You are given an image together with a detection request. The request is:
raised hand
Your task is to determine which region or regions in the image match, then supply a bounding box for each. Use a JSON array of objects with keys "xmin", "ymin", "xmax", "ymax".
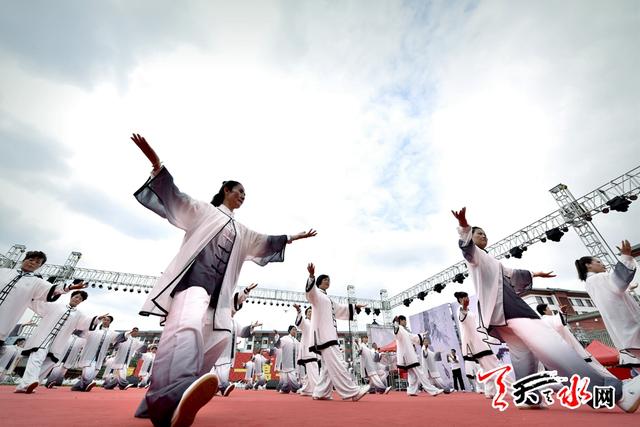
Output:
[
  {"xmin": 246, "ymin": 283, "xmax": 258, "ymax": 293},
  {"xmin": 559, "ymin": 305, "xmax": 568, "ymax": 314},
  {"xmin": 533, "ymin": 271, "xmax": 556, "ymax": 279},
  {"xmin": 251, "ymin": 321, "xmax": 263, "ymax": 328},
  {"xmin": 355, "ymin": 304, "xmax": 367, "ymax": 310},
  {"xmin": 69, "ymin": 281, "xmax": 88, "ymax": 290},
  {"xmin": 291, "ymin": 229, "xmax": 318, "ymax": 242},
  {"xmin": 98, "ymin": 313, "xmax": 110, "ymax": 321},
  {"xmin": 307, "ymin": 263, "xmax": 315, "ymax": 277},
  {"xmin": 451, "ymin": 207, "xmax": 469, "ymax": 227},
  {"xmin": 293, "ymin": 303, "xmax": 301, "ymax": 312},
  {"xmin": 131, "ymin": 133, "xmax": 162, "ymax": 172},
  {"xmin": 617, "ymin": 239, "xmax": 632, "ymax": 256}
]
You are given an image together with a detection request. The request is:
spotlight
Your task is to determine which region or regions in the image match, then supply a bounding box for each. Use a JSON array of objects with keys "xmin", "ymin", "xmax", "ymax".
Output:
[
  {"xmin": 250, "ymin": 300, "xmax": 254, "ymax": 304},
  {"xmin": 453, "ymin": 273, "xmax": 465, "ymax": 284},
  {"xmin": 270, "ymin": 302, "xmax": 273, "ymax": 306},
  {"xmin": 433, "ymin": 283, "xmax": 446, "ymax": 293},
  {"xmin": 91, "ymin": 283, "xmax": 96, "ymax": 288},
  {"xmin": 365, "ymin": 307, "xmax": 371, "ymax": 315},
  {"xmin": 417, "ymin": 291, "xmax": 427, "ymax": 300},
  {"xmin": 607, "ymin": 196, "xmax": 631, "ymax": 212},
  {"xmin": 114, "ymin": 287, "xmax": 119, "ymax": 291},
  {"xmin": 540, "ymin": 237, "xmax": 547, "ymax": 243},
  {"xmin": 355, "ymin": 306, "xmax": 362, "ymax": 314},
  {"xmin": 373, "ymin": 308, "xmax": 381, "ymax": 316},
  {"xmin": 505, "ymin": 254, "xmax": 510, "ymax": 259},
  {"xmin": 98, "ymin": 284, "xmax": 103, "ymax": 289},
  {"xmin": 129, "ymin": 288, "xmax": 134, "ymax": 292},
  {"xmin": 584, "ymin": 214, "xmax": 593, "ymax": 221},
  {"xmin": 275, "ymin": 303, "xmax": 280, "ymax": 306},
  {"xmin": 630, "ymin": 194, "xmax": 638, "ymax": 201},
  {"xmin": 509, "ymin": 247, "xmax": 524, "ymax": 259},
  {"xmin": 122, "ymin": 287, "xmax": 127, "ymax": 291},
  {"xmin": 545, "ymin": 227, "xmax": 564, "ymax": 242},
  {"xmin": 561, "ymin": 226, "xmax": 569, "ymax": 233},
  {"xmin": 602, "ymin": 207, "xmax": 610, "ymax": 214},
  {"xmin": 107, "ymin": 286, "xmax": 113, "ymax": 290},
  {"xmin": 403, "ymin": 298, "xmax": 412, "ymax": 307},
  {"xmin": 137, "ymin": 289, "xmax": 142, "ymax": 293},
  {"xmin": 144, "ymin": 290, "xmax": 149, "ymax": 294},
  {"xmin": 287, "ymin": 303, "xmax": 290, "ymax": 307}
]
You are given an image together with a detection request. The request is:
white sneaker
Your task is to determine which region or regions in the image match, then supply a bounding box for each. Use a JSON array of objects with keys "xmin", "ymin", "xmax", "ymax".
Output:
[
  {"xmin": 171, "ymin": 373, "xmax": 218, "ymax": 427},
  {"xmin": 619, "ymin": 350, "xmax": 640, "ymax": 368},
  {"xmin": 351, "ymin": 385, "xmax": 370, "ymax": 401},
  {"xmin": 383, "ymin": 386, "xmax": 392, "ymax": 395},
  {"xmin": 15, "ymin": 381, "xmax": 39, "ymax": 394},
  {"xmin": 617, "ymin": 375, "xmax": 640, "ymax": 413},
  {"xmin": 312, "ymin": 395, "xmax": 333, "ymax": 400}
]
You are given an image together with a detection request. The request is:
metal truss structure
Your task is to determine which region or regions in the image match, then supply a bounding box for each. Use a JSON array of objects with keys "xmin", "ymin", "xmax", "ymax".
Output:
[{"xmin": 4, "ymin": 165, "xmax": 638, "ymax": 325}]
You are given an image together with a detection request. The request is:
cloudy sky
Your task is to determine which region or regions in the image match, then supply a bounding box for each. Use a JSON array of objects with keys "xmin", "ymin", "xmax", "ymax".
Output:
[{"xmin": 1, "ymin": 0, "xmax": 638, "ymax": 335}]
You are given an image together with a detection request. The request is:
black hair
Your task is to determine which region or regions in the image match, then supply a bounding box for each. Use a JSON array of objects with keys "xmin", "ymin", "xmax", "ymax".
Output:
[
  {"xmin": 71, "ymin": 290, "xmax": 88, "ymax": 301},
  {"xmin": 575, "ymin": 256, "xmax": 595, "ymax": 281},
  {"xmin": 211, "ymin": 180, "xmax": 242, "ymax": 207},
  {"xmin": 316, "ymin": 274, "xmax": 329, "ymax": 287},
  {"xmin": 305, "ymin": 307, "xmax": 312, "ymax": 315},
  {"xmin": 72, "ymin": 278, "xmax": 84, "ymax": 285},
  {"xmin": 104, "ymin": 315, "xmax": 114, "ymax": 323},
  {"xmin": 47, "ymin": 276, "xmax": 58, "ymax": 284},
  {"xmin": 288, "ymin": 325, "xmax": 296, "ymax": 333},
  {"xmin": 396, "ymin": 315, "xmax": 406, "ymax": 322},
  {"xmin": 471, "ymin": 226, "xmax": 482, "ymax": 234},
  {"xmin": 453, "ymin": 291, "xmax": 468, "ymax": 302},
  {"xmin": 24, "ymin": 250, "xmax": 47, "ymax": 264},
  {"xmin": 14, "ymin": 338, "xmax": 26, "ymax": 344},
  {"xmin": 451, "ymin": 348, "xmax": 456, "ymax": 352},
  {"xmin": 536, "ymin": 303, "xmax": 548, "ymax": 316},
  {"xmin": 132, "ymin": 327, "xmax": 139, "ymax": 331}
]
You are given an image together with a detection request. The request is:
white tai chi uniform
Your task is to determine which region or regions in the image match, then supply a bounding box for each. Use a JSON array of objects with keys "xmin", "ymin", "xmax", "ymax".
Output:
[
  {"xmin": 17, "ymin": 301, "xmax": 97, "ymax": 391},
  {"xmin": 306, "ymin": 277, "xmax": 364, "ymax": 399},
  {"xmin": 458, "ymin": 306, "xmax": 498, "ymax": 397},
  {"xmin": 458, "ymin": 225, "xmax": 623, "ymax": 400},
  {"xmin": 358, "ymin": 341, "xmax": 387, "ymax": 392},
  {"xmin": 72, "ymin": 326, "xmax": 120, "ymax": 391},
  {"xmin": 133, "ymin": 166, "xmax": 290, "ymax": 424},
  {"xmin": 46, "ymin": 334, "xmax": 86, "ymax": 386},
  {"xmin": 421, "ymin": 347, "xmax": 448, "ymax": 390},
  {"xmin": 0, "ymin": 343, "xmax": 23, "ymax": 380},
  {"xmin": 277, "ymin": 334, "xmax": 301, "ymax": 393},
  {"xmin": 295, "ymin": 312, "xmax": 320, "ymax": 395},
  {"xmin": 101, "ymin": 356, "xmax": 115, "ymax": 380},
  {"xmin": 104, "ymin": 332, "xmax": 144, "ymax": 389},
  {"xmin": 252, "ymin": 353, "xmax": 269, "ymax": 388},
  {"xmin": 583, "ymin": 255, "xmax": 639, "ymax": 366},
  {"xmin": 0, "ymin": 268, "xmax": 71, "ymax": 344},
  {"xmin": 394, "ymin": 323, "xmax": 442, "ymax": 396},
  {"xmin": 244, "ymin": 359, "xmax": 255, "ymax": 388},
  {"xmin": 138, "ymin": 352, "xmax": 156, "ymax": 387}
]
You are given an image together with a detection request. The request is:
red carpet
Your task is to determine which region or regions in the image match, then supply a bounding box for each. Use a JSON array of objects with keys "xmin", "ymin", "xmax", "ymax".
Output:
[{"xmin": 0, "ymin": 386, "xmax": 637, "ymax": 426}]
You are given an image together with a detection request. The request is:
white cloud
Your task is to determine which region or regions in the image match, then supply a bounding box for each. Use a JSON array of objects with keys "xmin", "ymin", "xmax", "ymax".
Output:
[{"xmin": 2, "ymin": 1, "xmax": 639, "ymax": 333}]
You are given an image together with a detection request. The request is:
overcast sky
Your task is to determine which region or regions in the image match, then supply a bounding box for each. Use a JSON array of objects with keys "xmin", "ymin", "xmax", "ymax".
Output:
[{"xmin": 1, "ymin": 0, "xmax": 639, "ymax": 335}]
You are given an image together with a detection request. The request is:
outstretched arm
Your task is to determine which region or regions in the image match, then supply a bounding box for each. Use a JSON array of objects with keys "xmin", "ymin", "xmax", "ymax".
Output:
[
  {"xmin": 131, "ymin": 133, "xmax": 162, "ymax": 173},
  {"xmin": 452, "ymin": 207, "xmax": 479, "ymax": 265},
  {"xmin": 612, "ymin": 240, "xmax": 637, "ymax": 291}
]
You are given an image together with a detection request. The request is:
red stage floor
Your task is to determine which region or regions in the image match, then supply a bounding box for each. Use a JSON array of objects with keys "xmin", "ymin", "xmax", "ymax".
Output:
[{"xmin": 0, "ymin": 386, "xmax": 638, "ymax": 426}]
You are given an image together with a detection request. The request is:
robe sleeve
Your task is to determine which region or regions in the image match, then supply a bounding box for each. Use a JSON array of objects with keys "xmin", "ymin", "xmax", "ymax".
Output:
[
  {"xmin": 458, "ymin": 226, "xmax": 480, "ymax": 266},
  {"xmin": 295, "ymin": 313, "xmax": 303, "ymax": 328},
  {"xmin": 305, "ymin": 277, "xmax": 318, "ymax": 303},
  {"xmin": 232, "ymin": 288, "xmax": 250, "ymax": 314},
  {"xmin": 459, "ymin": 308, "xmax": 468, "ymax": 322},
  {"xmin": 237, "ymin": 325, "xmax": 253, "ymax": 339},
  {"xmin": 244, "ymin": 230, "xmax": 288, "ymax": 266},
  {"xmin": 334, "ymin": 302, "xmax": 355, "ymax": 321},
  {"xmin": 31, "ymin": 278, "xmax": 68, "ymax": 303},
  {"xmin": 410, "ymin": 332, "xmax": 424, "ymax": 347},
  {"xmin": 503, "ymin": 267, "xmax": 534, "ymax": 295},
  {"xmin": 611, "ymin": 255, "xmax": 637, "ymax": 291},
  {"xmin": 76, "ymin": 314, "xmax": 99, "ymax": 332},
  {"xmin": 133, "ymin": 166, "xmax": 208, "ymax": 231},
  {"xmin": 28, "ymin": 299, "xmax": 50, "ymax": 317}
]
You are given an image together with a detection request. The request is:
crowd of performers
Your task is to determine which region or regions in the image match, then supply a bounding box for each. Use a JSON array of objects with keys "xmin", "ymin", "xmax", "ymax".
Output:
[{"xmin": 1, "ymin": 133, "xmax": 639, "ymax": 427}]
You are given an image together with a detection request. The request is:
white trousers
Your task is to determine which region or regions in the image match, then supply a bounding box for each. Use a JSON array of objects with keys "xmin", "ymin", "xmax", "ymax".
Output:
[
  {"xmin": 298, "ymin": 361, "xmax": 320, "ymax": 394},
  {"xmin": 426, "ymin": 373, "xmax": 448, "ymax": 390},
  {"xmin": 17, "ymin": 349, "xmax": 55, "ymax": 390},
  {"xmin": 367, "ymin": 372, "xmax": 387, "ymax": 390},
  {"xmin": 407, "ymin": 366, "xmax": 441, "ymax": 395},
  {"xmin": 313, "ymin": 346, "xmax": 360, "ymax": 399},
  {"xmin": 211, "ymin": 363, "xmax": 231, "ymax": 388},
  {"xmin": 495, "ymin": 318, "xmax": 623, "ymax": 400},
  {"xmin": 278, "ymin": 370, "xmax": 300, "ymax": 393}
]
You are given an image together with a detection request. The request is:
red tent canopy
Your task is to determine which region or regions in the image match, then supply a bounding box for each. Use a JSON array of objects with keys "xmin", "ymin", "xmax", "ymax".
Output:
[
  {"xmin": 585, "ymin": 340, "xmax": 619, "ymax": 365},
  {"xmin": 378, "ymin": 341, "xmax": 396, "ymax": 352}
]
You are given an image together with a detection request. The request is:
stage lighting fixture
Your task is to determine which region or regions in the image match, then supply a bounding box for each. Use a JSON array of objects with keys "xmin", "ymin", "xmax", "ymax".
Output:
[
  {"xmin": 90, "ymin": 283, "xmax": 96, "ymax": 288},
  {"xmin": 509, "ymin": 247, "xmax": 524, "ymax": 259},
  {"xmin": 607, "ymin": 196, "xmax": 631, "ymax": 212},
  {"xmin": 403, "ymin": 298, "xmax": 412, "ymax": 307},
  {"xmin": 365, "ymin": 307, "xmax": 371, "ymax": 315},
  {"xmin": 137, "ymin": 289, "xmax": 142, "ymax": 293},
  {"xmin": 630, "ymin": 194, "xmax": 638, "ymax": 201},
  {"xmin": 453, "ymin": 273, "xmax": 465, "ymax": 284},
  {"xmin": 372, "ymin": 319, "xmax": 379, "ymax": 325},
  {"xmin": 98, "ymin": 284, "xmax": 103, "ymax": 289},
  {"xmin": 545, "ymin": 227, "xmax": 564, "ymax": 242},
  {"xmin": 373, "ymin": 308, "xmax": 381, "ymax": 316},
  {"xmin": 561, "ymin": 226, "xmax": 569, "ymax": 233},
  {"xmin": 114, "ymin": 286, "xmax": 119, "ymax": 291},
  {"xmin": 433, "ymin": 283, "xmax": 446, "ymax": 293},
  {"xmin": 602, "ymin": 207, "xmax": 610, "ymax": 214},
  {"xmin": 107, "ymin": 286, "xmax": 112, "ymax": 290},
  {"xmin": 355, "ymin": 306, "xmax": 362, "ymax": 314},
  {"xmin": 144, "ymin": 290, "xmax": 149, "ymax": 294},
  {"xmin": 540, "ymin": 237, "xmax": 547, "ymax": 243},
  {"xmin": 417, "ymin": 291, "xmax": 427, "ymax": 300},
  {"xmin": 505, "ymin": 254, "xmax": 510, "ymax": 259}
]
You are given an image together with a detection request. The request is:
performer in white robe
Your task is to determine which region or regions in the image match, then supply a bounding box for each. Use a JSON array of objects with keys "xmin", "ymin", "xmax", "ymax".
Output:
[
  {"xmin": 420, "ymin": 341, "xmax": 449, "ymax": 392},
  {"xmin": 356, "ymin": 336, "xmax": 390, "ymax": 394},
  {"xmin": 45, "ymin": 333, "xmax": 86, "ymax": 388},
  {"xmin": 104, "ymin": 328, "xmax": 144, "ymax": 390},
  {"xmin": 72, "ymin": 315, "xmax": 121, "ymax": 391},
  {"xmin": 454, "ymin": 291, "xmax": 499, "ymax": 397},
  {"xmin": 371, "ymin": 343, "xmax": 388, "ymax": 383},
  {"xmin": 305, "ymin": 263, "xmax": 369, "ymax": 401},
  {"xmin": 138, "ymin": 346, "xmax": 157, "ymax": 388},
  {"xmin": 394, "ymin": 315, "xmax": 443, "ymax": 397},
  {"xmin": 0, "ymin": 338, "xmax": 25, "ymax": 381},
  {"xmin": 16, "ymin": 291, "xmax": 101, "ymax": 393},
  {"xmin": 252, "ymin": 348, "xmax": 269, "ymax": 390},
  {"xmin": 294, "ymin": 304, "xmax": 320, "ymax": 396},
  {"xmin": 452, "ymin": 207, "xmax": 640, "ymax": 412},
  {"xmin": 210, "ymin": 284, "xmax": 259, "ymax": 396},
  {"xmin": 576, "ymin": 241, "xmax": 640, "ymax": 367},
  {"xmin": 275, "ymin": 326, "xmax": 301, "ymax": 393},
  {"xmin": 101, "ymin": 355, "xmax": 115, "ymax": 381},
  {"xmin": 129, "ymin": 134, "xmax": 317, "ymax": 426},
  {"xmin": 0, "ymin": 252, "xmax": 84, "ymax": 347},
  {"xmin": 243, "ymin": 358, "xmax": 255, "ymax": 389}
]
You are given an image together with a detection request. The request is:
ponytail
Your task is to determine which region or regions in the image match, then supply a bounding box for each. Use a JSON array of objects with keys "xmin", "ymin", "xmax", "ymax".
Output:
[
  {"xmin": 574, "ymin": 256, "xmax": 593, "ymax": 281},
  {"xmin": 211, "ymin": 180, "xmax": 242, "ymax": 207}
]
